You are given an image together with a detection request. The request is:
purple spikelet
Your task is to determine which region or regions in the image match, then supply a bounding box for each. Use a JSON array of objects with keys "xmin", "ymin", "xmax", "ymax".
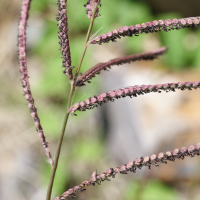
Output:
[
  {"xmin": 55, "ymin": 143, "xmax": 200, "ymax": 199},
  {"xmin": 90, "ymin": 17, "xmax": 200, "ymax": 45},
  {"xmin": 69, "ymin": 81, "xmax": 200, "ymax": 115},
  {"xmin": 57, "ymin": 0, "xmax": 73, "ymax": 80},
  {"xmin": 76, "ymin": 47, "xmax": 168, "ymax": 87}
]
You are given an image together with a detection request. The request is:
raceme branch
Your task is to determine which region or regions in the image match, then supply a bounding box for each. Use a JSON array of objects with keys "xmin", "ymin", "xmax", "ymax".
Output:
[
  {"xmin": 57, "ymin": 0, "xmax": 73, "ymax": 80},
  {"xmin": 18, "ymin": 0, "xmax": 54, "ymax": 168},
  {"xmin": 55, "ymin": 143, "xmax": 200, "ymax": 199},
  {"xmin": 76, "ymin": 47, "xmax": 168, "ymax": 86},
  {"xmin": 69, "ymin": 81, "xmax": 200, "ymax": 115},
  {"xmin": 90, "ymin": 17, "xmax": 200, "ymax": 45}
]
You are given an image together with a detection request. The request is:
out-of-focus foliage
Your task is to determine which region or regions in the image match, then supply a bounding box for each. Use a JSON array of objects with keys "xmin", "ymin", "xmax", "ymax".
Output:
[{"xmin": 125, "ymin": 179, "xmax": 178, "ymax": 200}]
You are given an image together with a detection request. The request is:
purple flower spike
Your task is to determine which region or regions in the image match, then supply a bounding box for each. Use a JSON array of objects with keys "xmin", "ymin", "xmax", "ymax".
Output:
[
  {"xmin": 76, "ymin": 47, "xmax": 168, "ymax": 87},
  {"xmin": 18, "ymin": 0, "xmax": 54, "ymax": 168},
  {"xmin": 90, "ymin": 16, "xmax": 200, "ymax": 44},
  {"xmin": 57, "ymin": 0, "xmax": 73, "ymax": 80},
  {"xmin": 70, "ymin": 80, "xmax": 200, "ymax": 115},
  {"xmin": 55, "ymin": 142, "xmax": 200, "ymax": 199}
]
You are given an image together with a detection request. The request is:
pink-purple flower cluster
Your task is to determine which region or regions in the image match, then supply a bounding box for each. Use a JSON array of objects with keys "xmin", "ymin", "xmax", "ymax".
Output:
[
  {"xmin": 57, "ymin": 0, "xmax": 73, "ymax": 80},
  {"xmin": 55, "ymin": 143, "xmax": 200, "ymax": 199},
  {"xmin": 76, "ymin": 47, "xmax": 168, "ymax": 87},
  {"xmin": 18, "ymin": 0, "xmax": 54, "ymax": 167},
  {"xmin": 84, "ymin": 0, "xmax": 101, "ymax": 20},
  {"xmin": 91, "ymin": 17, "xmax": 200, "ymax": 44},
  {"xmin": 69, "ymin": 81, "xmax": 200, "ymax": 115}
]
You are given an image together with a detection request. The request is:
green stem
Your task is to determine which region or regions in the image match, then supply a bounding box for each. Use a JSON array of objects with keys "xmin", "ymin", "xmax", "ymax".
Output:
[
  {"xmin": 74, "ymin": 5, "xmax": 97, "ymax": 82},
  {"xmin": 45, "ymin": 89, "xmax": 72, "ymax": 200},
  {"xmin": 46, "ymin": 3, "xmax": 99, "ymax": 200}
]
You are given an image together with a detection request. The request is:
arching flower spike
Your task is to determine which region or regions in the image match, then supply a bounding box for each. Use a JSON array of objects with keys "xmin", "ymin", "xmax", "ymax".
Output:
[
  {"xmin": 90, "ymin": 17, "xmax": 200, "ymax": 45},
  {"xmin": 55, "ymin": 143, "xmax": 200, "ymax": 199},
  {"xmin": 69, "ymin": 81, "xmax": 200, "ymax": 115},
  {"xmin": 76, "ymin": 47, "xmax": 168, "ymax": 87}
]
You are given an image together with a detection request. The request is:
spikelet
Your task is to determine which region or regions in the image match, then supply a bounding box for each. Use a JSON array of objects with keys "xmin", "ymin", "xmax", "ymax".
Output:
[{"xmin": 84, "ymin": 0, "xmax": 101, "ymax": 20}]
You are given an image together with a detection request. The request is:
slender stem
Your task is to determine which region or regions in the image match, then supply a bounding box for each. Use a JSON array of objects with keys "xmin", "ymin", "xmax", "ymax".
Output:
[
  {"xmin": 74, "ymin": 4, "xmax": 98, "ymax": 82},
  {"xmin": 46, "ymin": 3, "xmax": 99, "ymax": 200},
  {"xmin": 46, "ymin": 89, "xmax": 72, "ymax": 200}
]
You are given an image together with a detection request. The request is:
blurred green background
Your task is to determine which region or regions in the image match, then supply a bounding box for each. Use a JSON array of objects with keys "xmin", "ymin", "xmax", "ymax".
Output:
[{"xmin": 1, "ymin": 0, "xmax": 200, "ymax": 200}]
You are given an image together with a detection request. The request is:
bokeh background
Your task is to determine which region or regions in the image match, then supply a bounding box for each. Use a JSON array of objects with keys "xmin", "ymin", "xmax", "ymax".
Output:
[{"xmin": 1, "ymin": 0, "xmax": 200, "ymax": 200}]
